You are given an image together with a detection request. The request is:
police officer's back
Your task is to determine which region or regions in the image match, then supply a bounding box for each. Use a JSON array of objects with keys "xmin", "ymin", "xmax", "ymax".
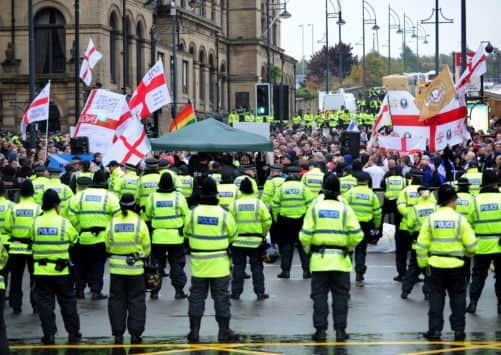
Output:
[
  {"xmin": 184, "ymin": 177, "xmax": 239, "ymax": 343},
  {"xmin": 301, "ymin": 161, "xmax": 325, "ymax": 197},
  {"xmin": 343, "ymin": 172, "xmax": 382, "ymax": 287},
  {"xmin": 466, "ymin": 170, "xmax": 501, "ymax": 315},
  {"xmin": 416, "ymin": 184, "xmax": 477, "ymax": 341},
  {"xmin": 145, "ymin": 173, "xmax": 189, "ymax": 300},
  {"xmin": 218, "ymin": 175, "xmax": 239, "ymax": 211},
  {"xmin": 138, "ymin": 159, "xmax": 161, "ymax": 211},
  {"xmin": 300, "ymin": 174, "xmax": 363, "ymax": 342},
  {"xmin": 31, "ymin": 189, "xmax": 80, "ymax": 345},
  {"xmin": 455, "ymin": 178, "xmax": 474, "ymax": 223},
  {"xmin": 271, "ymin": 166, "xmax": 314, "ymax": 279},
  {"xmin": 176, "ymin": 165, "xmax": 194, "ymax": 200},
  {"xmin": 121, "ymin": 164, "xmax": 140, "ymax": 198},
  {"xmin": 229, "ymin": 178, "xmax": 272, "ymax": 300},
  {"xmin": 47, "ymin": 168, "xmax": 73, "ymax": 218},
  {"xmin": 261, "ymin": 165, "xmax": 285, "ymax": 209},
  {"xmin": 105, "ymin": 193, "xmax": 151, "ymax": 345},
  {"xmin": 32, "ymin": 165, "xmax": 51, "ymax": 205},
  {"xmin": 5, "ymin": 180, "xmax": 41, "ymax": 314},
  {"xmin": 107, "ymin": 160, "xmax": 124, "ymax": 197}
]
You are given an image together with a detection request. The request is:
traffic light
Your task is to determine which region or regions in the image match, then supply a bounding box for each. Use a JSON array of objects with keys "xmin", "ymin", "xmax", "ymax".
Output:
[{"xmin": 256, "ymin": 83, "xmax": 271, "ymax": 116}]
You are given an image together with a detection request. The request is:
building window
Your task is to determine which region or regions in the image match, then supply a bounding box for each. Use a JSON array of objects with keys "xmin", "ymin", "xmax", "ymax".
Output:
[
  {"xmin": 126, "ymin": 18, "xmax": 134, "ymax": 87},
  {"xmin": 181, "ymin": 0, "xmax": 186, "ymax": 7},
  {"xmin": 272, "ymin": 23, "xmax": 277, "ymax": 46},
  {"xmin": 34, "ymin": 8, "xmax": 66, "ymax": 74},
  {"xmin": 199, "ymin": 0, "xmax": 206, "ymax": 17},
  {"xmin": 136, "ymin": 22, "xmax": 145, "ymax": 83},
  {"xmin": 48, "ymin": 102, "xmax": 61, "ymax": 133},
  {"xmin": 211, "ymin": 0, "xmax": 216, "ymax": 21},
  {"xmin": 199, "ymin": 51, "xmax": 206, "ymax": 101},
  {"xmin": 182, "ymin": 60, "xmax": 189, "ymax": 94},
  {"xmin": 109, "ymin": 13, "xmax": 118, "ymax": 83}
]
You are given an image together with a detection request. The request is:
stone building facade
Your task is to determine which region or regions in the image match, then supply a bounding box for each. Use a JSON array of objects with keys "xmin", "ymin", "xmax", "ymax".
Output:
[{"xmin": 0, "ymin": 0, "xmax": 296, "ymax": 134}]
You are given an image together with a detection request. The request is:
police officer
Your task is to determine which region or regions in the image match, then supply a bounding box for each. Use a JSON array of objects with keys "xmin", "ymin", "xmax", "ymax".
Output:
[
  {"xmin": 462, "ymin": 162, "xmax": 482, "ymax": 196},
  {"xmin": 31, "ymin": 189, "xmax": 80, "ymax": 345},
  {"xmin": 401, "ymin": 186, "xmax": 436, "ymax": 300},
  {"xmin": 229, "ymin": 178, "xmax": 272, "ymax": 300},
  {"xmin": 32, "ymin": 165, "xmax": 51, "ymax": 205},
  {"xmin": 416, "ymin": 184, "xmax": 477, "ymax": 341},
  {"xmin": 337, "ymin": 164, "xmax": 357, "ymax": 194},
  {"xmin": 218, "ymin": 175, "xmax": 239, "ymax": 211},
  {"xmin": 343, "ymin": 172, "xmax": 382, "ymax": 287},
  {"xmin": 0, "ymin": 180, "xmax": 13, "ymax": 259},
  {"xmin": 107, "ymin": 160, "xmax": 124, "ymax": 196},
  {"xmin": 5, "ymin": 180, "xmax": 41, "ymax": 314},
  {"xmin": 68, "ymin": 171, "xmax": 120, "ymax": 300},
  {"xmin": 455, "ymin": 178, "xmax": 474, "ymax": 221},
  {"xmin": 381, "ymin": 160, "xmax": 406, "ymax": 237},
  {"xmin": 261, "ymin": 165, "xmax": 286, "ymax": 209},
  {"xmin": 47, "ymin": 168, "xmax": 73, "ymax": 218},
  {"xmin": 177, "ymin": 165, "xmax": 194, "ymax": 200},
  {"xmin": 184, "ymin": 177, "xmax": 239, "ymax": 343},
  {"xmin": 395, "ymin": 171, "xmax": 435, "ymax": 281},
  {"xmin": 105, "ymin": 193, "xmax": 151, "ymax": 345},
  {"xmin": 0, "ymin": 231, "xmax": 8, "ymax": 354},
  {"xmin": 301, "ymin": 161, "xmax": 325, "ymax": 197},
  {"xmin": 138, "ymin": 159, "xmax": 161, "ymax": 212},
  {"xmin": 70, "ymin": 160, "xmax": 93, "ymax": 193},
  {"xmin": 121, "ymin": 163, "xmax": 140, "ymax": 198},
  {"xmin": 145, "ymin": 173, "xmax": 189, "ymax": 300},
  {"xmin": 271, "ymin": 166, "xmax": 314, "ymax": 279},
  {"xmin": 466, "ymin": 171, "xmax": 501, "ymax": 314},
  {"xmin": 234, "ymin": 166, "xmax": 259, "ymax": 199},
  {"xmin": 300, "ymin": 174, "xmax": 363, "ymax": 341}
]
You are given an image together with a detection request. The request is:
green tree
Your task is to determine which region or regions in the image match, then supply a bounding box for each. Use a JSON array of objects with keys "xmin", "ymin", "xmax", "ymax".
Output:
[
  {"xmin": 365, "ymin": 51, "xmax": 387, "ymax": 86},
  {"xmin": 307, "ymin": 43, "xmax": 358, "ymax": 85}
]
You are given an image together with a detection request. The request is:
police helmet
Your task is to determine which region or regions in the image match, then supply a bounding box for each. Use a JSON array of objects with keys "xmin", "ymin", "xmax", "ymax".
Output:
[
  {"xmin": 437, "ymin": 184, "xmax": 458, "ymax": 206},
  {"xmin": 482, "ymin": 170, "xmax": 499, "ymax": 188},
  {"xmin": 200, "ymin": 177, "xmax": 218, "ymax": 197},
  {"xmin": 239, "ymin": 177, "xmax": 254, "ymax": 195},
  {"xmin": 322, "ymin": 174, "xmax": 340, "ymax": 195},
  {"xmin": 158, "ymin": 172, "xmax": 175, "ymax": 193},
  {"xmin": 20, "ymin": 180, "xmax": 35, "ymax": 197},
  {"xmin": 42, "ymin": 189, "xmax": 61, "ymax": 211},
  {"xmin": 262, "ymin": 244, "xmax": 279, "ymax": 264}
]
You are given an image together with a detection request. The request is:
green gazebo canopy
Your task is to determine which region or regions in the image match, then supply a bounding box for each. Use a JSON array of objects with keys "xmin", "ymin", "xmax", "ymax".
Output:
[{"xmin": 151, "ymin": 118, "xmax": 273, "ymax": 152}]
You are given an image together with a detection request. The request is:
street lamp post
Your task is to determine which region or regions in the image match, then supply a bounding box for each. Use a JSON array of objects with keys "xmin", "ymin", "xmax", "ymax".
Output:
[
  {"xmin": 388, "ymin": 6, "xmax": 402, "ymax": 75},
  {"xmin": 170, "ymin": 2, "xmax": 178, "ymax": 119},
  {"xmin": 325, "ymin": 0, "xmax": 345, "ymax": 92},
  {"xmin": 414, "ymin": 24, "xmax": 429, "ymax": 73},
  {"xmin": 28, "ymin": 0, "xmax": 37, "ymax": 148},
  {"xmin": 122, "ymin": 0, "xmax": 128, "ymax": 94},
  {"xmin": 150, "ymin": 24, "xmax": 159, "ymax": 137},
  {"xmin": 421, "ymin": 0, "xmax": 453, "ymax": 76},
  {"xmin": 308, "ymin": 23, "xmax": 314, "ymax": 58},
  {"xmin": 362, "ymin": 0, "xmax": 379, "ymax": 88},
  {"xmin": 74, "ymin": 0, "xmax": 80, "ymax": 121},
  {"xmin": 299, "ymin": 24, "xmax": 305, "ymax": 75}
]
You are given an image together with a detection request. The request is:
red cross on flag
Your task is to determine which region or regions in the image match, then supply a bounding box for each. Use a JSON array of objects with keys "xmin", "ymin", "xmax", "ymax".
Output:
[
  {"xmin": 129, "ymin": 60, "xmax": 172, "ymax": 120},
  {"xmin": 21, "ymin": 81, "xmax": 50, "ymax": 140},
  {"xmin": 79, "ymin": 39, "xmax": 103, "ymax": 86},
  {"xmin": 455, "ymin": 44, "xmax": 487, "ymax": 96},
  {"xmin": 378, "ymin": 136, "xmax": 426, "ymax": 157},
  {"xmin": 104, "ymin": 118, "xmax": 151, "ymax": 166}
]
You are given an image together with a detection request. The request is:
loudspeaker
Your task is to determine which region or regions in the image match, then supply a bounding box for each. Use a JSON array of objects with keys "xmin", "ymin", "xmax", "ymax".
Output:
[
  {"xmin": 340, "ymin": 131, "xmax": 360, "ymax": 159},
  {"xmin": 70, "ymin": 137, "xmax": 89, "ymax": 155}
]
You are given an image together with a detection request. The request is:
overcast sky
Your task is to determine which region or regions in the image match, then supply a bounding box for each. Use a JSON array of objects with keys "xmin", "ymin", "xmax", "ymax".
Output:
[{"xmin": 281, "ymin": 0, "xmax": 500, "ymax": 62}]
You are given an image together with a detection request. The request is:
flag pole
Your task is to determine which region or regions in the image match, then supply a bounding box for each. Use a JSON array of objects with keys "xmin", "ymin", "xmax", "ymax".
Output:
[{"xmin": 44, "ymin": 114, "xmax": 49, "ymax": 162}]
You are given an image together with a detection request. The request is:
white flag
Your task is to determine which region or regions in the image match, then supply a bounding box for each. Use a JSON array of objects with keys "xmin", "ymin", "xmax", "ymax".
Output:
[
  {"xmin": 104, "ymin": 118, "xmax": 151, "ymax": 166},
  {"xmin": 21, "ymin": 81, "xmax": 50, "ymax": 139},
  {"xmin": 79, "ymin": 39, "xmax": 103, "ymax": 86},
  {"xmin": 129, "ymin": 60, "xmax": 171, "ymax": 120},
  {"xmin": 455, "ymin": 44, "xmax": 487, "ymax": 95}
]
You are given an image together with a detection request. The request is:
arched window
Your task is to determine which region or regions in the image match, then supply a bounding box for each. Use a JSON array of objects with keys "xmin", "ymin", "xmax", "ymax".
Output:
[
  {"xmin": 209, "ymin": 54, "xmax": 215, "ymax": 107},
  {"xmin": 125, "ymin": 17, "xmax": 133, "ymax": 87},
  {"xmin": 48, "ymin": 102, "xmax": 61, "ymax": 133},
  {"xmin": 211, "ymin": 0, "xmax": 216, "ymax": 22},
  {"xmin": 35, "ymin": 8, "xmax": 66, "ymax": 74},
  {"xmin": 199, "ymin": 50, "xmax": 206, "ymax": 101},
  {"xmin": 109, "ymin": 12, "xmax": 119, "ymax": 83},
  {"xmin": 136, "ymin": 21, "xmax": 145, "ymax": 83}
]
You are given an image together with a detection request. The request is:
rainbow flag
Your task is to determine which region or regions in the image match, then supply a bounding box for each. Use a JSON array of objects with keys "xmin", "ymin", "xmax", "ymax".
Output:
[{"xmin": 168, "ymin": 103, "xmax": 196, "ymax": 132}]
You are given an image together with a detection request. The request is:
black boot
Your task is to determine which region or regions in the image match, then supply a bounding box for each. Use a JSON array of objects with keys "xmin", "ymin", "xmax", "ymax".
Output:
[
  {"xmin": 466, "ymin": 300, "xmax": 477, "ymax": 314},
  {"xmin": 336, "ymin": 329, "xmax": 350, "ymax": 341},
  {"xmin": 277, "ymin": 271, "xmax": 290, "ymax": 279},
  {"xmin": 311, "ymin": 328, "xmax": 326, "ymax": 342},
  {"xmin": 175, "ymin": 290, "xmax": 188, "ymax": 300},
  {"xmin": 498, "ymin": 304, "xmax": 501, "ymax": 315},
  {"xmin": 217, "ymin": 317, "xmax": 240, "ymax": 343},
  {"xmin": 423, "ymin": 330, "xmax": 441, "ymax": 341},
  {"xmin": 187, "ymin": 316, "xmax": 201, "ymax": 343},
  {"xmin": 454, "ymin": 331, "xmax": 466, "ymax": 341}
]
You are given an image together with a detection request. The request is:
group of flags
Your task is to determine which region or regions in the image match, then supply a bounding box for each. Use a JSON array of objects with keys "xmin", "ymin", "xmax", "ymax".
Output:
[
  {"xmin": 370, "ymin": 43, "xmax": 488, "ymax": 156},
  {"xmin": 21, "ymin": 38, "xmax": 196, "ymax": 165}
]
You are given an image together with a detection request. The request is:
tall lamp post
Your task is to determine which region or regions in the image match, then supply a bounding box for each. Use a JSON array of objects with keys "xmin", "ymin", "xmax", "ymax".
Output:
[
  {"xmin": 421, "ymin": 0, "xmax": 453, "ymax": 76},
  {"xmin": 325, "ymin": 0, "xmax": 345, "ymax": 92},
  {"xmin": 299, "ymin": 24, "xmax": 305, "ymax": 75},
  {"xmin": 74, "ymin": 0, "xmax": 80, "ymax": 121},
  {"xmin": 362, "ymin": 0, "xmax": 379, "ymax": 88},
  {"xmin": 170, "ymin": 1, "xmax": 178, "ymax": 119},
  {"xmin": 388, "ymin": 5, "xmax": 402, "ymax": 75},
  {"xmin": 402, "ymin": 14, "xmax": 415, "ymax": 73},
  {"xmin": 308, "ymin": 24, "xmax": 314, "ymax": 58},
  {"xmin": 265, "ymin": 1, "xmax": 291, "ymax": 85}
]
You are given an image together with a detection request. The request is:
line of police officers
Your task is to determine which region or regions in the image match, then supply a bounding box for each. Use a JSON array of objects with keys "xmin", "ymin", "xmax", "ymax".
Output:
[{"xmin": 0, "ymin": 157, "xmax": 499, "ymax": 351}]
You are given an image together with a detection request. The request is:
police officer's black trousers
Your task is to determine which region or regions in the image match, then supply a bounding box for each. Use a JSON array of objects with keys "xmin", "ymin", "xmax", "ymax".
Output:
[
  {"xmin": 188, "ymin": 276, "xmax": 231, "ymax": 319},
  {"xmin": 402, "ymin": 250, "xmax": 430, "ymax": 296},
  {"xmin": 0, "ymin": 290, "xmax": 9, "ymax": 355},
  {"xmin": 395, "ymin": 230, "xmax": 413, "ymax": 277},
  {"xmin": 73, "ymin": 243, "xmax": 106, "ymax": 294},
  {"xmin": 152, "ymin": 244, "xmax": 187, "ymax": 292},
  {"xmin": 427, "ymin": 267, "xmax": 466, "ymax": 333},
  {"xmin": 34, "ymin": 275, "xmax": 80, "ymax": 338},
  {"xmin": 231, "ymin": 247, "xmax": 265, "ymax": 295},
  {"xmin": 108, "ymin": 274, "xmax": 146, "ymax": 337},
  {"xmin": 7, "ymin": 254, "xmax": 35, "ymax": 310},
  {"xmin": 469, "ymin": 253, "xmax": 501, "ymax": 303},
  {"xmin": 354, "ymin": 222, "xmax": 373, "ymax": 276},
  {"xmin": 382, "ymin": 198, "xmax": 401, "ymax": 227},
  {"xmin": 311, "ymin": 271, "xmax": 350, "ymax": 331},
  {"xmin": 277, "ymin": 216, "xmax": 309, "ymax": 273}
]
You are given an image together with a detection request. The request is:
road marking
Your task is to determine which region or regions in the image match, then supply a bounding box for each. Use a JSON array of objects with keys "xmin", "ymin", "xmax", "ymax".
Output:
[{"xmin": 403, "ymin": 343, "xmax": 499, "ymax": 355}]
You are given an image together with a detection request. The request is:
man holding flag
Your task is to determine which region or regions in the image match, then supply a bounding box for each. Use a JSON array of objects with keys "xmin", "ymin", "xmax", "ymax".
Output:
[{"xmin": 21, "ymin": 82, "xmax": 51, "ymax": 141}]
